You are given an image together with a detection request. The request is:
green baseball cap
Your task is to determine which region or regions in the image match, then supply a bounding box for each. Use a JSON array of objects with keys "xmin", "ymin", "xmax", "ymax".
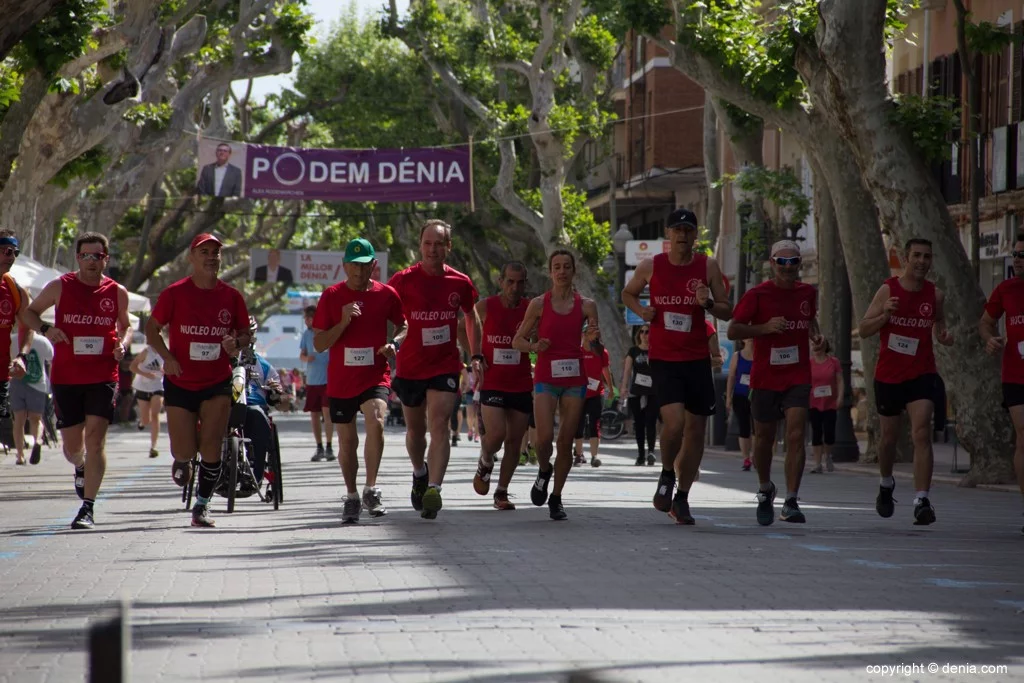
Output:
[{"xmin": 344, "ymin": 238, "xmax": 375, "ymax": 264}]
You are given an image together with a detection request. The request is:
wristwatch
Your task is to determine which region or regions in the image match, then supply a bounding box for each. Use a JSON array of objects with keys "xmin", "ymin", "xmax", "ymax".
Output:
[
  {"xmin": 389, "ymin": 339, "xmax": 401, "ymax": 352},
  {"xmin": 702, "ymin": 298, "xmax": 715, "ymax": 311},
  {"xmin": 39, "ymin": 323, "xmax": 51, "ymax": 335}
]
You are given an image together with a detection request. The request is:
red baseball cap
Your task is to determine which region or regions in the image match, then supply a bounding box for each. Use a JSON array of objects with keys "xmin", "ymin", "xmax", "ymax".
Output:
[{"xmin": 190, "ymin": 233, "xmax": 222, "ymax": 250}]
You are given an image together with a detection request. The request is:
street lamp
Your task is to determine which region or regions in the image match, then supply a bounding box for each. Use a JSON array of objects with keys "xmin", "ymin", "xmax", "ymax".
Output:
[{"xmin": 612, "ymin": 223, "xmax": 633, "ymax": 293}]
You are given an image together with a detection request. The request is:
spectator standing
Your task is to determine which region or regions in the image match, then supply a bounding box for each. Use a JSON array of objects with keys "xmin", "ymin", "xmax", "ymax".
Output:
[{"xmin": 300, "ymin": 306, "xmax": 333, "ymax": 461}]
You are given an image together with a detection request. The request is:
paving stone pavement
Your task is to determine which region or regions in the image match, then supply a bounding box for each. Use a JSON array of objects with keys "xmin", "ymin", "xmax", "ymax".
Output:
[{"xmin": 1, "ymin": 414, "xmax": 1023, "ymax": 683}]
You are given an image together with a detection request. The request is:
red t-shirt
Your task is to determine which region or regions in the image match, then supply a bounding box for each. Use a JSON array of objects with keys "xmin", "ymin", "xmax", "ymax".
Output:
[
  {"xmin": 312, "ymin": 280, "xmax": 405, "ymax": 399},
  {"xmin": 387, "ymin": 263, "xmax": 478, "ymax": 380},
  {"xmin": 0, "ymin": 276, "xmax": 18, "ymax": 382},
  {"xmin": 480, "ymin": 295, "xmax": 533, "ymax": 393},
  {"xmin": 984, "ymin": 276, "xmax": 1024, "ymax": 384},
  {"xmin": 810, "ymin": 356, "xmax": 841, "ymax": 411},
  {"xmin": 732, "ymin": 280, "xmax": 817, "ymax": 391},
  {"xmin": 875, "ymin": 276, "xmax": 936, "ymax": 384},
  {"xmin": 649, "ymin": 253, "xmax": 710, "ymax": 362},
  {"xmin": 151, "ymin": 277, "xmax": 250, "ymax": 391},
  {"xmin": 51, "ymin": 273, "xmax": 121, "ymax": 385},
  {"xmin": 582, "ymin": 346, "xmax": 610, "ymax": 398}
]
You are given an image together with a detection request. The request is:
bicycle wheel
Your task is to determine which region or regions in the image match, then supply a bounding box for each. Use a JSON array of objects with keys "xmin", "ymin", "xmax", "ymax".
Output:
[
  {"xmin": 226, "ymin": 436, "xmax": 240, "ymax": 513},
  {"xmin": 271, "ymin": 424, "xmax": 283, "ymax": 505},
  {"xmin": 601, "ymin": 409, "xmax": 625, "ymax": 441}
]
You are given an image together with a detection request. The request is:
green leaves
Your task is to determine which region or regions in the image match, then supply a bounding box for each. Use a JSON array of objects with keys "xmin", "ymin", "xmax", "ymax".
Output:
[
  {"xmin": 49, "ymin": 147, "xmax": 109, "ymax": 188},
  {"xmin": 890, "ymin": 94, "xmax": 959, "ymax": 164},
  {"xmin": 571, "ymin": 14, "xmax": 617, "ymax": 71},
  {"xmin": 123, "ymin": 102, "xmax": 173, "ymax": 129},
  {"xmin": 13, "ymin": 0, "xmax": 110, "ymax": 77},
  {"xmin": 717, "ymin": 165, "xmax": 810, "ymax": 230},
  {"xmin": 524, "ymin": 186, "xmax": 612, "ymax": 269}
]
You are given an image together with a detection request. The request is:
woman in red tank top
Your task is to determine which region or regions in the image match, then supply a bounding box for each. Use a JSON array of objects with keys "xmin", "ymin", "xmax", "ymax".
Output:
[{"xmin": 512, "ymin": 250, "xmax": 599, "ymax": 521}]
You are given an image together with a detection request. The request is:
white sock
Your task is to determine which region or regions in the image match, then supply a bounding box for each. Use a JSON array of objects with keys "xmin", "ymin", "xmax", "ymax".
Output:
[
  {"xmin": 880, "ymin": 476, "xmax": 895, "ymax": 489},
  {"xmin": 480, "ymin": 447, "xmax": 495, "ymax": 467},
  {"xmin": 347, "ymin": 491, "xmax": 359, "ymax": 500},
  {"xmin": 428, "ymin": 484, "xmax": 441, "ymax": 492},
  {"xmin": 413, "ymin": 465, "xmax": 427, "ymax": 477},
  {"xmin": 915, "ymin": 490, "xmax": 928, "ymax": 501},
  {"xmin": 363, "ymin": 485, "xmax": 374, "ymax": 494}
]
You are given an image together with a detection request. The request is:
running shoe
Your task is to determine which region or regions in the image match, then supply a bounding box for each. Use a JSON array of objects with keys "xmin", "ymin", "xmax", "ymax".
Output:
[
  {"xmin": 29, "ymin": 444, "xmax": 41, "ymax": 465},
  {"xmin": 809, "ymin": 465, "xmax": 823, "ymax": 474},
  {"xmin": 669, "ymin": 492, "xmax": 694, "ymax": 525},
  {"xmin": 741, "ymin": 458, "xmax": 752, "ymax": 472},
  {"xmin": 519, "ymin": 451, "xmax": 528, "ymax": 466},
  {"xmin": 531, "ymin": 466, "xmax": 553, "ymax": 506},
  {"xmin": 362, "ymin": 487, "xmax": 387, "ymax": 517},
  {"xmin": 825, "ymin": 454, "xmax": 834, "ymax": 472},
  {"xmin": 191, "ymin": 504, "xmax": 215, "ymax": 528},
  {"xmin": 646, "ymin": 451, "xmax": 656, "ymax": 466},
  {"xmin": 473, "ymin": 456, "xmax": 494, "ymax": 495},
  {"xmin": 527, "ymin": 447, "xmax": 537, "ymax": 465},
  {"xmin": 573, "ymin": 451, "xmax": 584, "ymax": 466},
  {"xmin": 342, "ymin": 496, "xmax": 361, "ymax": 524},
  {"xmin": 913, "ymin": 497, "xmax": 936, "ymax": 526},
  {"xmin": 421, "ymin": 487, "xmax": 442, "ymax": 519},
  {"xmin": 171, "ymin": 459, "xmax": 192, "ymax": 488},
  {"xmin": 410, "ymin": 468, "xmax": 429, "ymax": 511},
  {"xmin": 149, "ymin": 448, "xmax": 159, "ymax": 459},
  {"xmin": 74, "ymin": 466, "xmax": 85, "ymax": 499},
  {"xmin": 310, "ymin": 445, "xmax": 326, "ymax": 462},
  {"xmin": 780, "ymin": 497, "xmax": 806, "ymax": 523},
  {"xmin": 876, "ymin": 483, "xmax": 896, "ymax": 518},
  {"xmin": 451, "ymin": 434, "xmax": 459, "ymax": 447},
  {"xmin": 653, "ymin": 470, "xmax": 675, "ymax": 512},
  {"xmin": 71, "ymin": 504, "xmax": 94, "ymax": 530},
  {"xmin": 493, "ymin": 490, "xmax": 516, "ymax": 510},
  {"xmin": 635, "ymin": 455, "xmax": 645, "ymax": 466},
  {"xmin": 548, "ymin": 494, "xmax": 567, "ymax": 520},
  {"xmin": 756, "ymin": 482, "xmax": 777, "ymax": 526},
  {"xmin": 325, "ymin": 444, "xmax": 336, "ymax": 461},
  {"xmin": 590, "ymin": 456, "xmax": 602, "ymax": 468}
]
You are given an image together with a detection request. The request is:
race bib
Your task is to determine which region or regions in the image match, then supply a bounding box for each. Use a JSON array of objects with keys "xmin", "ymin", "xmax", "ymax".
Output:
[
  {"xmin": 344, "ymin": 346, "xmax": 374, "ymax": 366},
  {"xmin": 493, "ymin": 348, "xmax": 521, "ymax": 366},
  {"xmin": 739, "ymin": 373, "xmax": 750, "ymax": 386},
  {"xmin": 189, "ymin": 342, "xmax": 221, "ymax": 362},
  {"xmin": 422, "ymin": 325, "xmax": 450, "ymax": 347},
  {"xmin": 634, "ymin": 373, "xmax": 653, "ymax": 388},
  {"xmin": 587, "ymin": 377, "xmax": 600, "ymax": 391},
  {"xmin": 663, "ymin": 312, "xmax": 692, "ymax": 333},
  {"xmin": 551, "ymin": 359, "xmax": 580, "ymax": 378},
  {"xmin": 73, "ymin": 336, "xmax": 104, "ymax": 356},
  {"xmin": 770, "ymin": 346, "xmax": 799, "ymax": 366},
  {"xmin": 813, "ymin": 385, "xmax": 832, "ymax": 398},
  {"xmin": 887, "ymin": 333, "xmax": 919, "ymax": 356}
]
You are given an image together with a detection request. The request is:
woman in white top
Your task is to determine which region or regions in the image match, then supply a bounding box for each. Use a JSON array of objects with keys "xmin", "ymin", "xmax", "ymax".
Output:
[{"xmin": 130, "ymin": 345, "xmax": 165, "ymax": 458}]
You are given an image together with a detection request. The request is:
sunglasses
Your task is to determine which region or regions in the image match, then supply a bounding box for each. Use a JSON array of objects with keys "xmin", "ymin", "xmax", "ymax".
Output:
[
  {"xmin": 1013, "ymin": 250, "xmax": 1024, "ymax": 259},
  {"xmin": 773, "ymin": 256, "xmax": 801, "ymax": 266},
  {"xmin": 639, "ymin": 329, "xmax": 649, "ymax": 335},
  {"xmin": 77, "ymin": 252, "xmax": 108, "ymax": 262},
  {"xmin": 0, "ymin": 247, "xmax": 19, "ymax": 257}
]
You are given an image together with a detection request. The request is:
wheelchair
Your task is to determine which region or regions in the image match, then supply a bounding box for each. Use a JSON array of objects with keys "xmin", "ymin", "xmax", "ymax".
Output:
[{"xmin": 181, "ymin": 347, "xmax": 284, "ymax": 513}]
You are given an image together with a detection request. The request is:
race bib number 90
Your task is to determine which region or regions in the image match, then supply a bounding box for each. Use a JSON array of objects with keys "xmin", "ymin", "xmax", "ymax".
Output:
[
  {"xmin": 73, "ymin": 336, "xmax": 104, "ymax": 356},
  {"xmin": 422, "ymin": 325, "xmax": 451, "ymax": 347}
]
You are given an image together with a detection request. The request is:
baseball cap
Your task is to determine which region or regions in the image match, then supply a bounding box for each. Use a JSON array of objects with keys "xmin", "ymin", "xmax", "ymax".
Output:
[
  {"xmin": 344, "ymin": 238, "xmax": 375, "ymax": 264},
  {"xmin": 666, "ymin": 208, "xmax": 699, "ymax": 230},
  {"xmin": 770, "ymin": 239, "xmax": 801, "ymax": 257},
  {"xmin": 190, "ymin": 233, "xmax": 222, "ymax": 250}
]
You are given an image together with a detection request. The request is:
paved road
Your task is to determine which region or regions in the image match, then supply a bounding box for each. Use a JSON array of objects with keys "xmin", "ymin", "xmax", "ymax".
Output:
[{"xmin": 1, "ymin": 413, "xmax": 1022, "ymax": 683}]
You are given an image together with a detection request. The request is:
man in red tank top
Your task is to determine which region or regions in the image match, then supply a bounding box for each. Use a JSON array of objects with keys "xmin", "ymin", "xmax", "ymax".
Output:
[
  {"xmin": 860, "ymin": 238, "xmax": 952, "ymax": 526},
  {"xmin": 386, "ymin": 220, "xmax": 480, "ymax": 520},
  {"xmin": 470, "ymin": 262, "xmax": 533, "ymax": 510},
  {"xmin": 512, "ymin": 250, "xmax": 600, "ymax": 520},
  {"xmin": 24, "ymin": 233, "xmax": 131, "ymax": 530},
  {"xmin": 622, "ymin": 208, "xmax": 732, "ymax": 526},
  {"xmin": 729, "ymin": 240, "xmax": 824, "ymax": 526},
  {"xmin": 0, "ymin": 230, "xmax": 32, "ymax": 419},
  {"xmin": 980, "ymin": 233, "xmax": 1024, "ymax": 535},
  {"xmin": 145, "ymin": 234, "xmax": 251, "ymax": 529},
  {"xmin": 312, "ymin": 238, "xmax": 406, "ymax": 524}
]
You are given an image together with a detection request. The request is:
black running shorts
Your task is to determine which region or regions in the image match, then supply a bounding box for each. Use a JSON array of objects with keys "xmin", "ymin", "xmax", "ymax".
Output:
[
  {"xmin": 329, "ymin": 385, "xmax": 390, "ymax": 424},
  {"xmin": 163, "ymin": 377, "xmax": 232, "ymax": 414},
  {"xmin": 52, "ymin": 382, "xmax": 117, "ymax": 429},
  {"xmin": 750, "ymin": 384, "xmax": 810, "ymax": 423},
  {"xmin": 393, "ymin": 373, "xmax": 460, "ymax": 408},
  {"xmin": 650, "ymin": 358, "xmax": 716, "ymax": 416},
  {"xmin": 575, "ymin": 395, "xmax": 603, "ymax": 439},
  {"xmin": 479, "ymin": 390, "xmax": 533, "ymax": 415},
  {"xmin": 1003, "ymin": 382, "xmax": 1024, "ymax": 410},
  {"xmin": 874, "ymin": 373, "xmax": 938, "ymax": 417}
]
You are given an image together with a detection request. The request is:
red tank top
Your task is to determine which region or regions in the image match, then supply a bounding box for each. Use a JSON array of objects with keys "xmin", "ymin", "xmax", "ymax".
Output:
[
  {"xmin": 52, "ymin": 273, "xmax": 120, "ymax": 385},
  {"xmin": 876, "ymin": 276, "xmax": 936, "ymax": 383},
  {"xmin": 533, "ymin": 291, "xmax": 585, "ymax": 387},
  {"xmin": 0, "ymin": 276, "xmax": 17, "ymax": 382},
  {"xmin": 649, "ymin": 252, "xmax": 709, "ymax": 362},
  {"xmin": 481, "ymin": 295, "xmax": 532, "ymax": 393}
]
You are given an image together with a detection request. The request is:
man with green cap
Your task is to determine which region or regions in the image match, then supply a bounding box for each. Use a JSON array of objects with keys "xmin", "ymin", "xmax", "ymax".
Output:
[{"xmin": 312, "ymin": 238, "xmax": 407, "ymax": 524}]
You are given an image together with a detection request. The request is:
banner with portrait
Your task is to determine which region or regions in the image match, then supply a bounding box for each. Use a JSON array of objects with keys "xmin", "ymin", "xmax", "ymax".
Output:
[{"xmin": 249, "ymin": 248, "xmax": 388, "ymax": 285}]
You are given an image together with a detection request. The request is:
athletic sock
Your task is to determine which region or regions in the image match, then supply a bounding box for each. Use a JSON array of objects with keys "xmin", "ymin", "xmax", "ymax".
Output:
[
  {"xmin": 662, "ymin": 468, "xmax": 674, "ymax": 478},
  {"xmin": 915, "ymin": 490, "xmax": 928, "ymax": 501},
  {"xmin": 82, "ymin": 498, "xmax": 94, "ymax": 511},
  {"xmin": 880, "ymin": 476, "xmax": 895, "ymax": 489},
  {"xmin": 413, "ymin": 465, "xmax": 427, "ymax": 477},
  {"xmin": 428, "ymin": 484, "xmax": 441, "ymax": 492},
  {"xmin": 347, "ymin": 491, "xmax": 360, "ymax": 500},
  {"xmin": 480, "ymin": 447, "xmax": 495, "ymax": 466},
  {"xmin": 786, "ymin": 491, "xmax": 798, "ymax": 501},
  {"xmin": 196, "ymin": 460, "xmax": 222, "ymax": 502},
  {"xmin": 495, "ymin": 486, "xmax": 508, "ymax": 494}
]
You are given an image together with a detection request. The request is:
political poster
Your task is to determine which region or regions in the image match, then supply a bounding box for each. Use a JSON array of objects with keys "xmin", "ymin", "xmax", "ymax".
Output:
[{"xmin": 250, "ymin": 248, "xmax": 389, "ymax": 285}]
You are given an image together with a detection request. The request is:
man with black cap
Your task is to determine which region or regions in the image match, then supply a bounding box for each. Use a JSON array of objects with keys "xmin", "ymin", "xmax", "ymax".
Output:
[
  {"xmin": 145, "ymin": 233, "xmax": 251, "ymax": 528},
  {"xmin": 728, "ymin": 239, "xmax": 824, "ymax": 526},
  {"xmin": 622, "ymin": 208, "xmax": 732, "ymax": 526},
  {"xmin": 312, "ymin": 238, "xmax": 406, "ymax": 524}
]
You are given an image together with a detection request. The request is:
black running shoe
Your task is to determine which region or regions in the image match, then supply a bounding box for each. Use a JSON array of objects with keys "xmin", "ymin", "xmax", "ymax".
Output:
[
  {"xmin": 531, "ymin": 465, "xmax": 553, "ymax": 506},
  {"xmin": 325, "ymin": 444, "xmax": 336, "ymax": 461},
  {"xmin": 548, "ymin": 494, "xmax": 567, "ymax": 520},
  {"xmin": 29, "ymin": 444, "xmax": 41, "ymax": 465},
  {"xmin": 71, "ymin": 504, "xmax": 93, "ymax": 530},
  {"xmin": 756, "ymin": 482, "xmax": 777, "ymax": 526},
  {"xmin": 74, "ymin": 466, "xmax": 85, "ymax": 500},
  {"xmin": 780, "ymin": 497, "xmax": 806, "ymax": 523},
  {"xmin": 342, "ymin": 496, "xmax": 361, "ymax": 524},
  {"xmin": 634, "ymin": 455, "xmax": 645, "ymax": 466},
  {"xmin": 669, "ymin": 492, "xmax": 694, "ymax": 525},
  {"xmin": 171, "ymin": 459, "xmax": 192, "ymax": 488},
  {"xmin": 653, "ymin": 470, "xmax": 675, "ymax": 512},
  {"xmin": 876, "ymin": 483, "xmax": 896, "ymax": 519},
  {"xmin": 410, "ymin": 468, "xmax": 429, "ymax": 511},
  {"xmin": 913, "ymin": 497, "xmax": 936, "ymax": 526},
  {"xmin": 191, "ymin": 504, "xmax": 215, "ymax": 528}
]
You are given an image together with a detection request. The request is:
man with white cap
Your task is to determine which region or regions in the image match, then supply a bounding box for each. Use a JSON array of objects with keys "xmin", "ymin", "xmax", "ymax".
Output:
[{"xmin": 728, "ymin": 239, "xmax": 824, "ymax": 525}]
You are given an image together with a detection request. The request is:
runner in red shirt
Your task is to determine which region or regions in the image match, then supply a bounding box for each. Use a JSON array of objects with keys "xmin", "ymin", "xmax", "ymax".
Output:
[
  {"xmin": 312, "ymin": 238, "xmax": 406, "ymax": 524},
  {"xmin": 980, "ymin": 233, "xmax": 1024, "ymax": 536},
  {"xmin": 387, "ymin": 220, "xmax": 480, "ymax": 519},
  {"xmin": 471, "ymin": 262, "xmax": 533, "ymax": 510},
  {"xmin": 622, "ymin": 208, "xmax": 732, "ymax": 525},
  {"xmin": 512, "ymin": 250, "xmax": 599, "ymax": 520},
  {"xmin": 0, "ymin": 230, "xmax": 31, "ymax": 419},
  {"xmin": 573, "ymin": 333, "xmax": 614, "ymax": 467},
  {"xmin": 859, "ymin": 238, "xmax": 953, "ymax": 526},
  {"xmin": 145, "ymin": 234, "xmax": 251, "ymax": 529},
  {"xmin": 24, "ymin": 233, "xmax": 131, "ymax": 530},
  {"xmin": 728, "ymin": 240, "xmax": 824, "ymax": 526}
]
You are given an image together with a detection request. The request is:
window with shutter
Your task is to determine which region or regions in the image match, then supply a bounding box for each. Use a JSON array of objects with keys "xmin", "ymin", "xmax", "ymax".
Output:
[{"xmin": 1014, "ymin": 22, "xmax": 1023, "ymax": 123}]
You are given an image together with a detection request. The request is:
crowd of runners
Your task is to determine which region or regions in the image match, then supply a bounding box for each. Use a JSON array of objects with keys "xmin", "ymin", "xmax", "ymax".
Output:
[{"xmin": 2, "ymin": 207, "xmax": 1024, "ymax": 533}]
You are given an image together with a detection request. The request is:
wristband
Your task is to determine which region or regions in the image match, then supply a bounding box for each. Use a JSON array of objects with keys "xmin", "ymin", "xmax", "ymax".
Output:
[
  {"xmin": 389, "ymin": 339, "xmax": 401, "ymax": 351},
  {"xmin": 471, "ymin": 353, "xmax": 485, "ymax": 363},
  {"xmin": 39, "ymin": 323, "xmax": 51, "ymax": 335}
]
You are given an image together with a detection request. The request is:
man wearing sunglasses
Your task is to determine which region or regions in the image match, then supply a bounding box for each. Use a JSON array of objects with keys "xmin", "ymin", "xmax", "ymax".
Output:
[
  {"xmin": 0, "ymin": 230, "xmax": 32, "ymax": 419},
  {"xmin": 859, "ymin": 238, "xmax": 952, "ymax": 526},
  {"xmin": 728, "ymin": 240, "xmax": 824, "ymax": 526},
  {"xmin": 622, "ymin": 208, "xmax": 733, "ymax": 526},
  {"xmin": 24, "ymin": 233, "xmax": 132, "ymax": 530},
  {"xmin": 980, "ymin": 236, "xmax": 1024, "ymax": 535}
]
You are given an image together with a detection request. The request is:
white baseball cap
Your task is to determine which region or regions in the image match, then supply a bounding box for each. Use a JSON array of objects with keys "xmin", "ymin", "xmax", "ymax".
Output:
[{"xmin": 770, "ymin": 239, "xmax": 800, "ymax": 257}]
